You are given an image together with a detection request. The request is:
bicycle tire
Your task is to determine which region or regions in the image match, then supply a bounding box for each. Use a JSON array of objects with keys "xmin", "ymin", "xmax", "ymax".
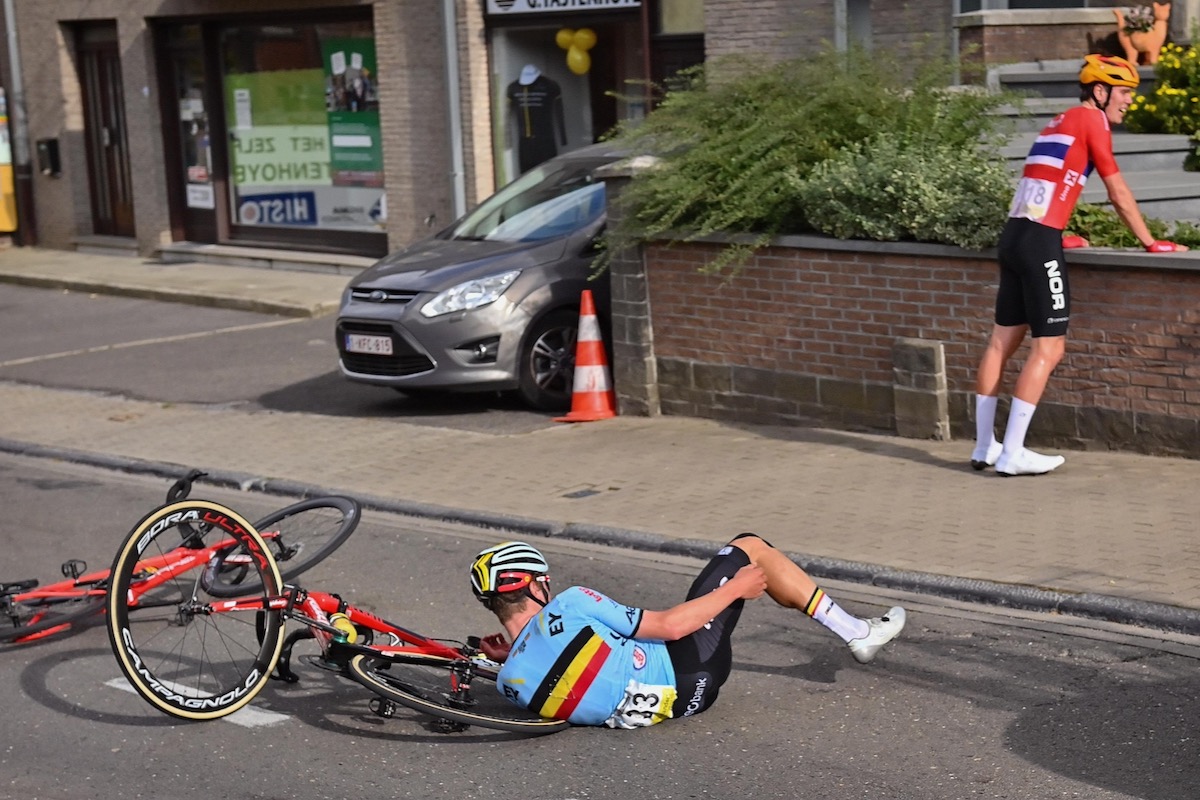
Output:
[
  {"xmin": 107, "ymin": 500, "xmax": 285, "ymax": 721},
  {"xmin": 0, "ymin": 593, "xmax": 106, "ymax": 644},
  {"xmin": 346, "ymin": 652, "xmax": 568, "ymax": 735},
  {"xmin": 253, "ymin": 496, "xmax": 359, "ymax": 584},
  {"xmin": 203, "ymin": 496, "xmax": 360, "ymax": 598}
]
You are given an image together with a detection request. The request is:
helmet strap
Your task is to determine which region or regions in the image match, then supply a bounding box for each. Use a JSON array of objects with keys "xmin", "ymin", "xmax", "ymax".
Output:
[
  {"xmin": 1092, "ymin": 83, "xmax": 1112, "ymax": 111},
  {"xmin": 524, "ymin": 575, "xmax": 550, "ymax": 608}
]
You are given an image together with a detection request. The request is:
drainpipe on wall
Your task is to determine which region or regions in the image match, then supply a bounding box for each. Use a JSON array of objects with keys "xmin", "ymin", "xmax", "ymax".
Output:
[
  {"xmin": 2, "ymin": 0, "xmax": 34, "ymax": 245},
  {"xmin": 442, "ymin": 0, "xmax": 467, "ymax": 219}
]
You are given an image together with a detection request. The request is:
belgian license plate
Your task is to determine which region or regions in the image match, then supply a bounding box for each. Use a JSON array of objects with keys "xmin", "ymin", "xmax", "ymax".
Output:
[{"xmin": 345, "ymin": 333, "xmax": 393, "ymax": 356}]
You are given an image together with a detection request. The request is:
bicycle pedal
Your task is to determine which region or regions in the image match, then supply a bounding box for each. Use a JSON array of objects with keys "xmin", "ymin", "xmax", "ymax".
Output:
[
  {"xmin": 368, "ymin": 696, "xmax": 397, "ymax": 719},
  {"xmin": 431, "ymin": 717, "xmax": 470, "ymax": 734},
  {"xmin": 61, "ymin": 560, "xmax": 87, "ymax": 579}
]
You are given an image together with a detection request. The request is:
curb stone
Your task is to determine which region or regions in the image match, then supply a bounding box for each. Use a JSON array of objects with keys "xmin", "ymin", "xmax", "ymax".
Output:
[{"xmin": 3, "ymin": 436, "xmax": 1199, "ymax": 636}]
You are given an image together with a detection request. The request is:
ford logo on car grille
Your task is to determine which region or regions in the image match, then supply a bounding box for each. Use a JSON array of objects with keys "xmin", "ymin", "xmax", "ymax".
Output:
[{"xmin": 368, "ymin": 290, "xmax": 387, "ymax": 302}]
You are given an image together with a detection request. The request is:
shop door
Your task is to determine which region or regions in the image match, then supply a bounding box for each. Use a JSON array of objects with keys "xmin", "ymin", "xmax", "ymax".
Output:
[
  {"xmin": 78, "ymin": 27, "xmax": 135, "ymax": 237},
  {"xmin": 161, "ymin": 24, "xmax": 219, "ymax": 242}
]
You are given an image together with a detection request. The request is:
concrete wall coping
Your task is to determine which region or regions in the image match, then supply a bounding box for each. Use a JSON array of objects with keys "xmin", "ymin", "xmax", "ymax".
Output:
[
  {"xmin": 955, "ymin": 9, "xmax": 1115, "ymax": 28},
  {"xmin": 654, "ymin": 231, "xmax": 1200, "ymax": 275}
]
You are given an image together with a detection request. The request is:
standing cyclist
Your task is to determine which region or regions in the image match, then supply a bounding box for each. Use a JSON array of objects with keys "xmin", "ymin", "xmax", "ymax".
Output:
[
  {"xmin": 471, "ymin": 537, "xmax": 905, "ymax": 729},
  {"xmin": 970, "ymin": 54, "xmax": 1187, "ymax": 476}
]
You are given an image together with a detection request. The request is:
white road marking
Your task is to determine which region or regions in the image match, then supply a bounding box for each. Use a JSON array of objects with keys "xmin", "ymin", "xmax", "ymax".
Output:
[
  {"xmin": 106, "ymin": 677, "xmax": 291, "ymax": 727},
  {"xmin": 0, "ymin": 318, "xmax": 305, "ymax": 368}
]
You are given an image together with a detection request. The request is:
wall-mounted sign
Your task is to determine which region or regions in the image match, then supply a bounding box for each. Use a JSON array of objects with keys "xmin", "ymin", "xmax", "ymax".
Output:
[{"xmin": 486, "ymin": 0, "xmax": 640, "ymax": 14}]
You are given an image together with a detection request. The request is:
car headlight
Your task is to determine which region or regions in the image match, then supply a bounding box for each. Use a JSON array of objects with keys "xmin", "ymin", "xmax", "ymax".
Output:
[{"xmin": 419, "ymin": 270, "xmax": 521, "ymax": 318}]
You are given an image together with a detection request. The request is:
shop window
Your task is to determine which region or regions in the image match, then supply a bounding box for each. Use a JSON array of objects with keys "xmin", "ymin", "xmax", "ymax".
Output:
[{"xmin": 220, "ymin": 20, "xmax": 384, "ymax": 232}]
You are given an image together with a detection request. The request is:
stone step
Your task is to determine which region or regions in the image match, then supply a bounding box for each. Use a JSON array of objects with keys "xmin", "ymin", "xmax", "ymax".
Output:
[
  {"xmin": 156, "ymin": 242, "xmax": 375, "ymax": 277},
  {"xmin": 72, "ymin": 235, "xmax": 139, "ymax": 258}
]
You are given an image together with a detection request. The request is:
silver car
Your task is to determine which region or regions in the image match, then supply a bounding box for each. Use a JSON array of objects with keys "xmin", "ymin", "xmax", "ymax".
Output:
[{"xmin": 336, "ymin": 144, "xmax": 620, "ymax": 411}]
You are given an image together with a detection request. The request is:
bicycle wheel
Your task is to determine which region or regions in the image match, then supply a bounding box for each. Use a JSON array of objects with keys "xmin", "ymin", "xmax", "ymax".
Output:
[
  {"xmin": 254, "ymin": 496, "xmax": 359, "ymax": 583},
  {"xmin": 346, "ymin": 653, "xmax": 568, "ymax": 735},
  {"xmin": 107, "ymin": 500, "xmax": 285, "ymax": 721},
  {"xmin": 0, "ymin": 593, "xmax": 106, "ymax": 644},
  {"xmin": 204, "ymin": 496, "xmax": 360, "ymax": 598}
]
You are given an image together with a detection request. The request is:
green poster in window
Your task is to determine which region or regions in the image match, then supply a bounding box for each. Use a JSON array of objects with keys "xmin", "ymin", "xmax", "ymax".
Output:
[{"xmin": 322, "ymin": 37, "xmax": 383, "ymax": 186}]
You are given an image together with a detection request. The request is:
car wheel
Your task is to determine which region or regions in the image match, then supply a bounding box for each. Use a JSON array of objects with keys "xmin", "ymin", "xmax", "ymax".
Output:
[{"xmin": 517, "ymin": 309, "xmax": 578, "ymax": 412}]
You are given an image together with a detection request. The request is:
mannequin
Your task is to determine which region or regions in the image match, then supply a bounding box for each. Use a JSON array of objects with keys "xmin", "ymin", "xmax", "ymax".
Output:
[{"xmin": 507, "ymin": 63, "xmax": 567, "ymax": 173}]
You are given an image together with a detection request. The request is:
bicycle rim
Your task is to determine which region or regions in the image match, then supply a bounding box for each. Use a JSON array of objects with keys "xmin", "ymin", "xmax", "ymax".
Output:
[
  {"xmin": 347, "ymin": 653, "xmax": 568, "ymax": 735},
  {"xmin": 0, "ymin": 594, "xmax": 106, "ymax": 644},
  {"xmin": 204, "ymin": 496, "xmax": 360, "ymax": 598},
  {"xmin": 253, "ymin": 496, "xmax": 359, "ymax": 584},
  {"xmin": 107, "ymin": 500, "xmax": 285, "ymax": 721}
]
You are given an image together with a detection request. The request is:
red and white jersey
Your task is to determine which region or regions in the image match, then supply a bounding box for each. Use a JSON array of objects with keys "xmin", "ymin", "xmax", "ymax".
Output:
[{"xmin": 1008, "ymin": 105, "xmax": 1120, "ymax": 230}]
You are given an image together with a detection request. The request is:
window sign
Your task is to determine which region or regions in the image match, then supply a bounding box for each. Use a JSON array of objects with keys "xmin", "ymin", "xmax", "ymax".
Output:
[
  {"xmin": 223, "ymin": 23, "xmax": 385, "ymax": 232},
  {"xmin": 486, "ymin": 0, "xmax": 640, "ymax": 15}
]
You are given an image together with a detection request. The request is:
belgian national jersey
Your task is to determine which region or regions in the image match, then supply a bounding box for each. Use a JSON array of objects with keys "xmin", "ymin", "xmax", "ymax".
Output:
[
  {"xmin": 1009, "ymin": 105, "xmax": 1120, "ymax": 230},
  {"xmin": 496, "ymin": 586, "xmax": 677, "ymax": 728}
]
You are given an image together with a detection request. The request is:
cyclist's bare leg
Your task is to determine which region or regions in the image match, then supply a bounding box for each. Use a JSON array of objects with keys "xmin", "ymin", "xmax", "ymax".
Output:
[
  {"xmin": 1012, "ymin": 334, "xmax": 1065, "ymax": 406},
  {"xmin": 975, "ymin": 323, "xmax": 1028, "ymax": 396},
  {"xmin": 727, "ymin": 535, "xmax": 905, "ymax": 661},
  {"xmin": 992, "ymin": 333, "xmax": 1067, "ymax": 475}
]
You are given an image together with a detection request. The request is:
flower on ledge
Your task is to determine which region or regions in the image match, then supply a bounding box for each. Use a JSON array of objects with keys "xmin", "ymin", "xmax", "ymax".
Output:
[{"xmin": 1123, "ymin": 5, "xmax": 1156, "ymax": 33}]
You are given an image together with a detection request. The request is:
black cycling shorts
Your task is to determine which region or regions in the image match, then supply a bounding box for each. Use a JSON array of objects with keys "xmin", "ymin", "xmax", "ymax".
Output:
[
  {"xmin": 995, "ymin": 217, "xmax": 1070, "ymax": 338},
  {"xmin": 666, "ymin": 533, "xmax": 766, "ymax": 720}
]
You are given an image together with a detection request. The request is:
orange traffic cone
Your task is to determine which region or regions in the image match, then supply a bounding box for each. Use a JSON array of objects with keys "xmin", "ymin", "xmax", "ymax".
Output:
[{"xmin": 554, "ymin": 289, "xmax": 617, "ymax": 422}]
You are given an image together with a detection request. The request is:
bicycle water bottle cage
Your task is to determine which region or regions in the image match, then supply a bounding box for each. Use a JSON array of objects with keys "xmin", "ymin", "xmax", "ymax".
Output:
[{"xmin": 60, "ymin": 559, "xmax": 87, "ymax": 579}]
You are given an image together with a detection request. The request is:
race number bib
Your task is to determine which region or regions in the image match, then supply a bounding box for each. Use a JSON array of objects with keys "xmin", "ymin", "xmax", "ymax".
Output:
[
  {"xmin": 604, "ymin": 679, "xmax": 678, "ymax": 729},
  {"xmin": 1009, "ymin": 177, "xmax": 1056, "ymax": 222}
]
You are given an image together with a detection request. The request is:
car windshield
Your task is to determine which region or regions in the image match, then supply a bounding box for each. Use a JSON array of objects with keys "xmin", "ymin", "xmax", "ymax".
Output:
[{"xmin": 448, "ymin": 160, "xmax": 606, "ymax": 243}]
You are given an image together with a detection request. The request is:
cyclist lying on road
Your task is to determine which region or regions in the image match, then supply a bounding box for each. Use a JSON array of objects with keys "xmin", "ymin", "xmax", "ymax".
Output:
[{"xmin": 471, "ymin": 535, "xmax": 905, "ymax": 729}]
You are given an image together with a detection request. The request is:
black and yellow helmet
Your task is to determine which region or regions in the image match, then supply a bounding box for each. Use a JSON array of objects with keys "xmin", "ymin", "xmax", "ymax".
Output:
[{"xmin": 470, "ymin": 541, "xmax": 550, "ymax": 603}]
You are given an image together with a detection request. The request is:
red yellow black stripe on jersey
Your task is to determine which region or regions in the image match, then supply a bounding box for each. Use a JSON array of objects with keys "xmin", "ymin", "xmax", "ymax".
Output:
[{"xmin": 528, "ymin": 626, "xmax": 612, "ymax": 720}]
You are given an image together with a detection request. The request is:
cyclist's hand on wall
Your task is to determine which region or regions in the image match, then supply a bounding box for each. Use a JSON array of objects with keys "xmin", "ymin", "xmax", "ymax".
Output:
[
  {"xmin": 1146, "ymin": 240, "xmax": 1189, "ymax": 252},
  {"xmin": 480, "ymin": 632, "xmax": 512, "ymax": 661}
]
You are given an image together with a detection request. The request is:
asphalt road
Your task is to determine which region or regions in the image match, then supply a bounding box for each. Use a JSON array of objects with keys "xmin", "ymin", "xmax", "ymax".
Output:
[
  {"xmin": 0, "ymin": 283, "xmax": 553, "ymax": 433},
  {"xmin": 2, "ymin": 455, "xmax": 1199, "ymax": 800}
]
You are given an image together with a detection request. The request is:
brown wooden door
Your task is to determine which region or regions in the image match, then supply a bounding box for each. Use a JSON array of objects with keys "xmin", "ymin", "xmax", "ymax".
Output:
[{"xmin": 79, "ymin": 27, "xmax": 135, "ymax": 237}]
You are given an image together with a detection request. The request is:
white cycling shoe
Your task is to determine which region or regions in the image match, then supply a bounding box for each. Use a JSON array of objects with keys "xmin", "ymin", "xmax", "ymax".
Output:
[
  {"xmin": 995, "ymin": 447, "xmax": 1065, "ymax": 477},
  {"xmin": 848, "ymin": 606, "xmax": 906, "ymax": 664},
  {"xmin": 970, "ymin": 439, "xmax": 1003, "ymax": 471}
]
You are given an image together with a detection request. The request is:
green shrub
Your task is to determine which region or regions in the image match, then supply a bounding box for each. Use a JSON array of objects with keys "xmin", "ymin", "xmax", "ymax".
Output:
[
  {"xmin": 603, "ymin": 45, "xmax": 1018, "ymax": 271},
  {"xmin": 1063, "ymin": 202, "xmax": 1179, "ymax": 247},
  {"xmin": 798, "ymin": 134, "xmax": 1012, "ymax": 250}
]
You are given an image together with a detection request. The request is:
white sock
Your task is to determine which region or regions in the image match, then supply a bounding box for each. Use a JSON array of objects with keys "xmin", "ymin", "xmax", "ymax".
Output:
[
  {"xmin": 1002, "ymin": 397, "xmax": 1037, "ymax": 453},
  {"xmin": 805, "ymin": 588, "xmax": 869, "ymax": 643},
  {"xmin": 973, "ymin": 395, "xmax": 999, "ymax": 458}
]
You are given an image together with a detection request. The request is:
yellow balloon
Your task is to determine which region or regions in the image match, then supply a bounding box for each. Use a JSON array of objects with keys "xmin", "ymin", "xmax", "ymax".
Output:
[
  {"xmin": 567, "ymin": 46, "xmax": 591, "ymax": 75},
  {"xmin": 572, "ymin": 28, "xmax": 597, "ymax": 51},
  {"xmin": 556, "ymin": 28, "xmax": 574, "ymax": 50}
]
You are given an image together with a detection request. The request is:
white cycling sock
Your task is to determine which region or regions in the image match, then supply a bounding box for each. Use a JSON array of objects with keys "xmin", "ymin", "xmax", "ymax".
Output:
[
  {"xmin": 1002, "ymin": 397, "xmax": 1037, "ymax": 453},
  {"xmin": 973, "ymin": 395, "xmax": 1000, "ymax": 460},
  {"xmin": 804, "ymin": 588, "xmax": 869, "ymax": 643}
]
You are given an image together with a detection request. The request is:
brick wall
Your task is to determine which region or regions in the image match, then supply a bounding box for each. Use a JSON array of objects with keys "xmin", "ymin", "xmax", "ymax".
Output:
[
  {"xmin": 703, "ymin": 0, "xmax": 826, "ymax": 65},
  {"xmin": 956, "ymin": 9, "xmax": 1120, "ymax": 81},
  {"xmin": 872, "ymin": 1, "xmax": 955, "ymax": 62},
  {"xmin": 617, "ymin": 236, "xmax": 1200, "ymax": 458}
]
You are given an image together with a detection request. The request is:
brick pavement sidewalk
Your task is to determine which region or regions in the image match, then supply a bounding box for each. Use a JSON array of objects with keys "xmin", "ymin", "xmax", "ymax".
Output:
[{"xmin": 2, "ymin": 246, "xmax": 1199, "ymax": 633}]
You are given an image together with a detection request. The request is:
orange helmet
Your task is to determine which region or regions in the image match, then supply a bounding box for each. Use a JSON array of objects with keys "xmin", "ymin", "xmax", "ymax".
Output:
[{"xmin": 1079, "ymin": 54, "xmax": 1139, "ymax": 88}]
